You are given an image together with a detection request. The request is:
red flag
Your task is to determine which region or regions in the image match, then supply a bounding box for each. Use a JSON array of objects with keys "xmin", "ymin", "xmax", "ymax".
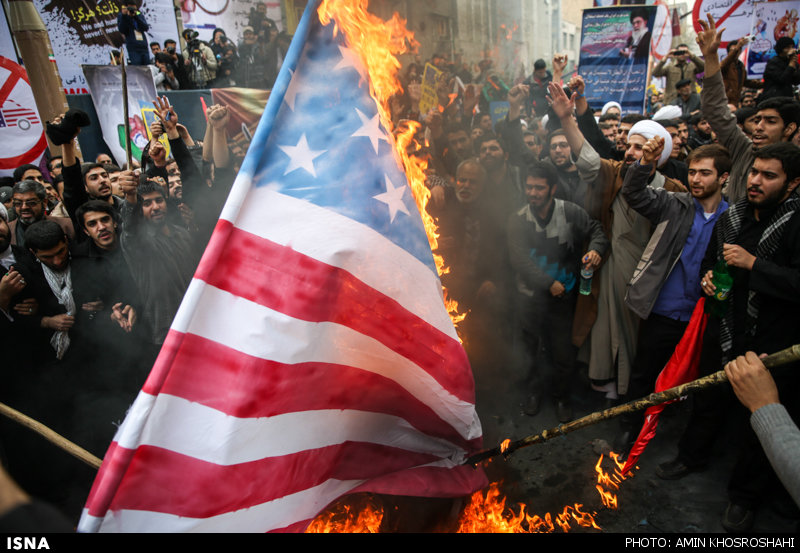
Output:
[
  {"xmin": 78, "ymin": 0, "xmax": 485, "ymax": 532},
  {"xmin": 621, "ymin": 298, "xmax": 708, "ymax": 475},
  {"xmin": 671, "ymin": 7, "xmax": 682, "ymax": 38}
]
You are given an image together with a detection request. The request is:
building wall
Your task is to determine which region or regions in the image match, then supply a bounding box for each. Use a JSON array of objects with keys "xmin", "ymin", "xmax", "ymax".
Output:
[{"xmin": 367, "ymin": 0, "xmax": 604, "ymax": 80}]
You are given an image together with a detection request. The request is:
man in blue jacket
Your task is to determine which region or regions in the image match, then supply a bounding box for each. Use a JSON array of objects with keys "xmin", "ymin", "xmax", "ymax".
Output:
[
  {"xmin": 615, "ymin": 139, "xmax": 730, "ymax": 452},
  {"xmin": 117, "ymin": 2, "xmax": 150, "ymax": 66}
]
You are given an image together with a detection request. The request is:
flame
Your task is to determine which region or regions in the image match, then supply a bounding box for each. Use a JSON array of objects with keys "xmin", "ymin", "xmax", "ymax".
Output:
[
  {"xmin": 499, "ymin": 438, "xmax": 511, "ymax": 453},
  {"xmin": 306, "ymin": 498, "xmax": 384, "ymax": 533},
  {"xmin": 455, "ymin": 482, "xmax": 601, "ymax": 533},
  {"xmin": 308, "ymin": 0, "xmax": 632, "ymax": 535},
  {"xmin": 318, "ymin": 0, "xmax": 468, "ymax": 330},
  {"xmin": 594, "ymin": 452, "xmax": 631, "ymax": 510},
  {"xmin": 307, "ymin": 452, "xmax": 634, "ymax": 532}
]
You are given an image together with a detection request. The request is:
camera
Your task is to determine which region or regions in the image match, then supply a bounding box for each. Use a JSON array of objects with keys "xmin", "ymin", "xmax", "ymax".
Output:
[{"xmin": 166, "ymin": 46, "xmax": 176, "ymax": 55}]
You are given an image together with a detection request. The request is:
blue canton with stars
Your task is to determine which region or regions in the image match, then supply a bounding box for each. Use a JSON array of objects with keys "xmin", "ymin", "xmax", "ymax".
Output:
[{"xmin": 248, "ymin": 15, "xmax": 436, "ymax": 274}]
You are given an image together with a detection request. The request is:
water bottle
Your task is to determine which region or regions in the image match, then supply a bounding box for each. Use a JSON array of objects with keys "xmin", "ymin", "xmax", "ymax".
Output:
[
  {"xmin": 709, "ymin": 259, "xmax": 732, "ymax": 317},
  {"xmin": 579, "ymin": 266, "xmax": 593, "ymax": 295}
]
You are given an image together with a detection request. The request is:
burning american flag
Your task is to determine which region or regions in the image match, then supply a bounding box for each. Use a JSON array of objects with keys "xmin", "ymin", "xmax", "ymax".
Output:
[{"xmin": 78, "ymin": 0, "xmax": 486, "ymax": 532}]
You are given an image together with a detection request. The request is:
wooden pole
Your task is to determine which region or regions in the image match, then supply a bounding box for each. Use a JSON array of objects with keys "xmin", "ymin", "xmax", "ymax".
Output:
[
  {"xmin": 121, "ymin": 53, "xmax": 132, "ymax": 169},
  {"xmin": 464, "ymin": 344, "xmax": 800, "ymax": 467},
  {"xmin": 7, "ymin": 0, "xmax": 72, "ymax": 156},
  {"xmin": 0, "ymin": 402, "xmax": 102, "ymax": 470}
]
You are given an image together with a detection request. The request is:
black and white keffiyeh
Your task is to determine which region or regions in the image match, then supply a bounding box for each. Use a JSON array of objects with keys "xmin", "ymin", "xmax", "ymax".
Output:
[
  {"xmin": 41, "ymin": 263, "xmax": 75, "ymax": 359},
  {"xmin": 716, "ymin": 191, "xmax": 800, "ymax": 361}
]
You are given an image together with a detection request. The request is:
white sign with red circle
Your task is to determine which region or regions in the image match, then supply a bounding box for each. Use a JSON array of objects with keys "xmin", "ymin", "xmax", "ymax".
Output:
[
  {"xmin": 0, "ymin": 56, "xmax": 47, "ymax": 170},
  {"xmin": 650, "ymin": 1, "xmax": 674, "ymax": 61},
  {"xmin": 692, "ymin": 0, "xmax": 756, "ymax": 49}
]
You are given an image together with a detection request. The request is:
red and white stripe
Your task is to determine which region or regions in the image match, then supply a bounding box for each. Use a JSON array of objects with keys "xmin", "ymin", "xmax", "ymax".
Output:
[{"xmin": 79, "ymin": 176, "xmax": 486, "ymax": 533}]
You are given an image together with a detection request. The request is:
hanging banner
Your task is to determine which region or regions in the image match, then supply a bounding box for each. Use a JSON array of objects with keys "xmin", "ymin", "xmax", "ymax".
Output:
[
  {"xmin": 747, "ymin": 0, "xmax": 800, "ymax": 79},
  {"xmin": 579, "ymin": 5, "xmax": 657, "ymax": 114},
  {"xmin": 82, "ymin": 64, "xmax": 157, "ymax": 166},
  {"xmin": 650, "ymin": 0, "xmax": 673, "ymax": 61},
  {"xmin": 180, "ymin": 0, "xmax": 284, "ymax": 45},
  {"xmin": 31, "ymin": 0, "xmax": 180, "ymax": 95}
]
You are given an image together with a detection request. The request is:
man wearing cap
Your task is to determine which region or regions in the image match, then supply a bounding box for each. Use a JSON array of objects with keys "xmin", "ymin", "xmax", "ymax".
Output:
[
  {"xmin": 237, "ymin": 25, "xmax": 278, "ymax": 89},
  {"xmin": 653, "ymin": 43, "xmax": 705, "ymax": 105},
  {"xmin": 761, "ymin": 36, "xmax": 800, "ymax": 101},
  {"xmin": 548, "ymin": 81, "xmax": 685, "ymax": 405},
  {"xmin": 672, "ymin": 78, "xmax": 701, "ymax": 120}
]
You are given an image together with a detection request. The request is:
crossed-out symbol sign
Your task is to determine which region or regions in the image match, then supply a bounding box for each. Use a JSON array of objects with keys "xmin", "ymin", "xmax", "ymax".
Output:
[
  {"xmin": 0, "ymin": 56, "xmax": 48, "ymax": 170},
  {"xmin": 692, "ymin": 0, "xmax": 751, "ymax": 49}
]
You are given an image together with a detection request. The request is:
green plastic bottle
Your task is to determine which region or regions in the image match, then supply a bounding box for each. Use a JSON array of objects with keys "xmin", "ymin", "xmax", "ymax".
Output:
[{"xmin": 710, "ymin": 258, "xmax": 732, "ymax": 317}]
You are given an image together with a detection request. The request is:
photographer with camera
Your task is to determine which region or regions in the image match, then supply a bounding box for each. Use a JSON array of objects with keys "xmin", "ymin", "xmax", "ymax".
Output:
[
  {"xmin": 761, "ymin": 36, "xmax": 800, "ymax": 102},
  {"xmin": 181, "ymin": 28, "xmax": 217, "ymax": 89},
  {"xmin": 210, "ymin": 28, "xmax": 238, "ymax": 87},
  {"xmin": 117, "ymin": 1, "xmax": 150, "ymax": 66},
  {"xmin": 653, "ymin": 43, "xmax": 705, "ymax": 104},
  {"xmin": 237, "ymin": 24, "xmax": 278, "ymax": 90},
  {"xmin": 162, "ymin": 39, "xmax": 192, "ymax": 90}
]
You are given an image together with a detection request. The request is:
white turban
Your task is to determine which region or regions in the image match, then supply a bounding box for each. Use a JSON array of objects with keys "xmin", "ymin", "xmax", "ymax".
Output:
[
  {"xmin": 651, "ymin": 105, "xmax": 682, "ymax": 122},
  {"xmin": 540, "ymin": 114, "xmax": 549, "ymax": 128},
  {"xmin": 0, "ymin": 203, "xmax": 7, "ymax": 222},
  {"xmin": 628, "ymin": 120, "xmax": 673, "ymax": 167},
  {"xmin": 601, "ymin": 101, "xmax": 621, "ymax": 115}
]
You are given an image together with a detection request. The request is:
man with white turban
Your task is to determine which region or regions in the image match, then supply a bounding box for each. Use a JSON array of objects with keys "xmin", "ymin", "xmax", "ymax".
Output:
[
  {"xmin": 546, "ymin": 82, "xmax": 685, "ymax": 406},
  {"xmin": 601, "ymin": 101, "xmax": 622, "ymax": 118}
]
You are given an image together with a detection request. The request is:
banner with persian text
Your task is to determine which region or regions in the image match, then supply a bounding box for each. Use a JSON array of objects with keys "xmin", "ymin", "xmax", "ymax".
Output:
[
  {"xmin": 747, "ymin": 0, "xmax": 800, "ymax": 79},
  {"xmin": 29, "ymin": 0, "xmax": 180, "ymax": 94},
  {"xmin": 579, "ymin": 5, "xmax": 657, "ymax": 114}
]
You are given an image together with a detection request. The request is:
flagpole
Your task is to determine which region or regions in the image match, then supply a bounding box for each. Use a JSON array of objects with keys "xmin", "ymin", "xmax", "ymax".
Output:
[
  {"xmin": 0, "ymin": 402, "xmax": 102, "ymax": 469},
  {"xmin": 464, "ymin": 343, "xmax": 800, "ymax": 467}
]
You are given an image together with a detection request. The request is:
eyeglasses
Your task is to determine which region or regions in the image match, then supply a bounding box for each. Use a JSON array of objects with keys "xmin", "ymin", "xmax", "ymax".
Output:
[
  {"xmin": 550, "ymin": 143, "xmax": 569, "ymax": 150},
  {"xmin": 12, "ymin": 199, "xmax": 41, "ymax": 208}
]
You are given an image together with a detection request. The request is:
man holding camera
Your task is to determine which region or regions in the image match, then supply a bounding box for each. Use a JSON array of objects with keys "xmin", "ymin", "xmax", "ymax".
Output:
[
  {"xmin": 117, "ymin": 2, "xmax": 150, "ymax": 66},
  {"xmin": 653, "ymin": 44, "xmax": 705, "ymax": 104},
  {"xmin": 181, "ymin": 29, "xmax": 217, "ymax": 89},
  {"xmin": 761, "ymin": 36, "xmax": 800, "ymax": 102}
]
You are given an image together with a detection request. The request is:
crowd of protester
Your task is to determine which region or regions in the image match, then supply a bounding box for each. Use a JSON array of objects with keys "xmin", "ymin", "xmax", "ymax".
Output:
[
  {"xmin": 0, "ymin": 93, "xmax": 239, "ymax": 520},
  {"xmin": 387, "ymin": 17, "xmax": 800, "ymax": 533},
  {"xmin": 1, "ymin": 9, "xmax": 799, "ymax": 532}
]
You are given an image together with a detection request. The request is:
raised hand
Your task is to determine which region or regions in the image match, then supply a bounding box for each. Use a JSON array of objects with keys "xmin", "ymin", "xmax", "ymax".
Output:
[
  {"xmin": 153, "ymin": 96, "xmax": 178, "ymax": 137},
  {"xmin": 641, "ymin": 136, "xmax": 665, "ymax": 167},
  {"xmin": 208, "ymin": 104, "xmax": 230, "ymax": 131},
  {"xmin": 696, "ymin": 14, "xmax": 724, "ymax": 59},
  {"xmin": 547, "ymin": 81, "xmax": 574, "ymax": 120}
]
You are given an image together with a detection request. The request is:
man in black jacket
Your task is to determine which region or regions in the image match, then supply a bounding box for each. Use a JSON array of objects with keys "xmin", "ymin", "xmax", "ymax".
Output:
[{"xmin": 761, "ymin": 36, "xmax": 800, "ymax": 101}]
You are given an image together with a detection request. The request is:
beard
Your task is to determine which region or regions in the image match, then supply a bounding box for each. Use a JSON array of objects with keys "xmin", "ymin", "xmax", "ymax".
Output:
[{"xmin": 748, "ymin": 182, "xmax": 790, "ymax": 211}]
